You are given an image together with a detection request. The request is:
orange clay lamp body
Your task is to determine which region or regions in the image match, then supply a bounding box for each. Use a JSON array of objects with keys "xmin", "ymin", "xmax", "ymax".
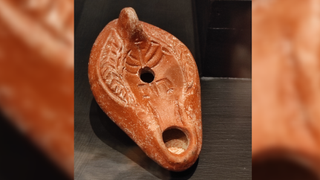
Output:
[{"xmin": 88, "ymin": 7, "xmax": 202, "ymax": 171}]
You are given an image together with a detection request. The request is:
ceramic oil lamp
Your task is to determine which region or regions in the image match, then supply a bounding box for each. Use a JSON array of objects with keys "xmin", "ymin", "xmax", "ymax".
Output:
[{"xmin": 88, "ymin": 7, "xmax": 202, "ymax": 171}]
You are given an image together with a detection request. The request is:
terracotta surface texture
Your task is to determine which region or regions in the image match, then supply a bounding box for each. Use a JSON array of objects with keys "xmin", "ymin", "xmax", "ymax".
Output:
[
  {"xmin": 88, "ymin": 7, "xmax": 202, "ymax": 171},
  {"xmin": 0, "ymin": 0, "xmax": 74, "ymax": 177},
  {"xmin": 252, "ymin": 0, "xmax": 320, "ymax": 175}
]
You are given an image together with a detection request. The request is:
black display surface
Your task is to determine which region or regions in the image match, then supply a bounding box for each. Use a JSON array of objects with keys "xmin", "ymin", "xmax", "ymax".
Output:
[{"xmin": 75, "ymin": 0, "xmax": 251, "ymax": 179}]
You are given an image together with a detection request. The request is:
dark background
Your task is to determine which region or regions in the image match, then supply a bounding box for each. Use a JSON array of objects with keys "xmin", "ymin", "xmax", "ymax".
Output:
[
  {"xmin": 75, "ymin": 0, "xmax": 251, "ymax": 78},
  {"xmin": 0, "ymin": 114, "xmax": 69, "ymax": 180},
  {"xmin": 196, "ymin": 0, "xmax": 251, "ymax": 78}
]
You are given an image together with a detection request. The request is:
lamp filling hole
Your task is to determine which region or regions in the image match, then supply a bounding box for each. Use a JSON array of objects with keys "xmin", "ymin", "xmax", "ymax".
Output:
[
  {"xmin": 140, "ymin": 67, "xmax": 154, "ymax": 83},
  {"xmin": 162, "ymin": 128, "xmax": 188, "ymax": 155}
]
